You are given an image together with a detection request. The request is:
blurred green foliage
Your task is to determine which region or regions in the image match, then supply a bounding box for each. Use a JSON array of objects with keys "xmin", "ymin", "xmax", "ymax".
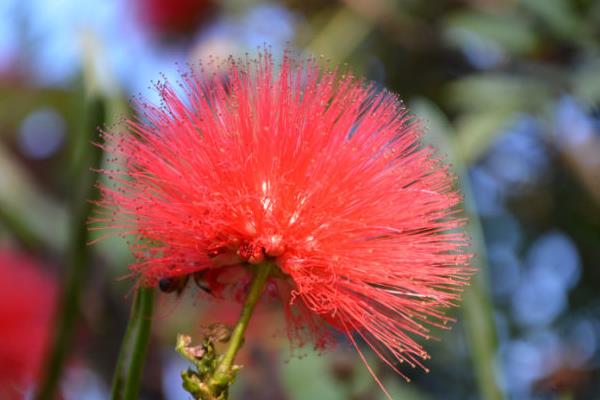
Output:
[{"xmin": 1, "ymin": 0, "xmax": 600, "ymax": 399}]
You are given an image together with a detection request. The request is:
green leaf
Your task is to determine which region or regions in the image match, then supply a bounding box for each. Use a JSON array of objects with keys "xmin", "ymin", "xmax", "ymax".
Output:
[
  {"xmin": 444, "ymin": 11, "xmax": 537, "ymax": 54},
  {"xmin": 571, "ymin": 58, "xmax": 600, "ymax": 104},
  {"xmin": 455, "ymin": 110, "xmax": 516, "ymax": 163},
  {"xmin": 445, "ymin": 74, "xmax": 550, "ymax": 114},
  {"xmin": 307, "ymin": 7, "xmax": 372, "ymax": 63},
  {"xmin": 521, "ymin": 0, "xmax": 587, "ymax": 42}
]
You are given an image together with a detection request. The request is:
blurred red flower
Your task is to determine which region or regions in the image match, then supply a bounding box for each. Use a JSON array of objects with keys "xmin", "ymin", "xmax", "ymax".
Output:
[
  {"xmin": 134, "ymin": 0, "xmax": 213, "ymax": 37},
  {"xmin": 0, "ymin": 247, "xmax": 56, "ymax": 399},
  {"xmin": 93, "ymin": 51, "xmax": 472, "ymax": 388}
]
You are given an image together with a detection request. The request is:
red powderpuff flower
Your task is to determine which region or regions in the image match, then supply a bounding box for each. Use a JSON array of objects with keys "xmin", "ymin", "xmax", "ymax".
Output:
[
  {"xmin": 93, "ymin": 51, "xmax": 471, "ymax": 390},
  {"xmin": 0, "ymin": 247, "xmax": 56, "ymax": 399}
]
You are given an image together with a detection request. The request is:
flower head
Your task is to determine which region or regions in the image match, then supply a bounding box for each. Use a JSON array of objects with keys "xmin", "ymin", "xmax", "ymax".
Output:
[
  {"xmin": 94, "ymin": 51, "xmax": 471, "ymax": 383},
  {"xmin": 0, "ymin": 247, "xmax": 56, "ymax": 398}
]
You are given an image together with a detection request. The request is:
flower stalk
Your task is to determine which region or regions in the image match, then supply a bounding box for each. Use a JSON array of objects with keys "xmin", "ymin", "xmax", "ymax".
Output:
[{"xmin": 177, "ymin": 262, "xmax": 272, "ymax": 399}]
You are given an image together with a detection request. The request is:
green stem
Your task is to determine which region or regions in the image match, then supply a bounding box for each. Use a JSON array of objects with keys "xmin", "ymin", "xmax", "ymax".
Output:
[
  {"xmin": 123, "ymin": 287, "xmax": 155, "ymax": 400},
  {"xmin": 210, "ymin": 262, "xmax": 272, "ymax": 390},
  {"xmin": 36, "ymin": 94, "xmax": 105, "ymax": 400},
  {"xmin": 110, "ymin": 291, "xmax": 142, "ymax": 399}
]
